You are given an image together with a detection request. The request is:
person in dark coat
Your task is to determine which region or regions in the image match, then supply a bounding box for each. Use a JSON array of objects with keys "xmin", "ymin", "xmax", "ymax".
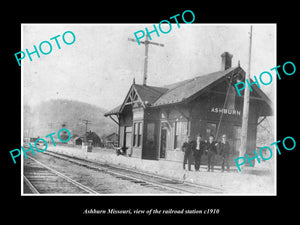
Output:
[
  {"xmin": 205, "ymin": 135, "xmax": 218, "ymax": 172},
  {"xmin": 182, "ymin": 136, "xmax": 193, "ymax": 171},
  {"xmin": 218, "ymin": 134, "xmax": 231, "ymax": 172},
  {"xmin": 193, "ymin": 133, "xmax": 206, "ymax": 171}
]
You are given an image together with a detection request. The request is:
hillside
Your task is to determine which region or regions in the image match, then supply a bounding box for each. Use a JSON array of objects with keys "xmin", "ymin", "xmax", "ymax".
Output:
[
  {"xmin": 23, "ymin": 99, "xmax": 117, "ymax": 139},
  {"xmin": 23, "ymin": 99, "xmax": 274, "ymax": 147}
]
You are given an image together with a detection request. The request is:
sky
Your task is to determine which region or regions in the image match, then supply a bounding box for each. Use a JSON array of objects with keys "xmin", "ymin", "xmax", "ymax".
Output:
[{"xmin": 22, "ymin": 24, "xmax": 276, "ymax": 111}]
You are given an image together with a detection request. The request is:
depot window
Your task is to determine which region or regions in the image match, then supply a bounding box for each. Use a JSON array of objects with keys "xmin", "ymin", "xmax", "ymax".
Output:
[
  {"xmin": 138, "ymin": 122, "xmax": 142, "ymax": 147},
  {"xmin": 133, "ymin": 122, "xmax": 142, "ymax": 147},
  {"xmin": 174, "ymin": 120, "xmax": 187, "ymax": 149}
]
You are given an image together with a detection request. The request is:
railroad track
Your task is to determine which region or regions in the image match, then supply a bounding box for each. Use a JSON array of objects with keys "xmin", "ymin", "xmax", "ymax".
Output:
[
  {"xmin": 37, "ymin": 150, "xmax": 224, "ymax": 194},
  {"xmin": 23, "ymin": 156, "xmax": 99, "ymax": 194}
]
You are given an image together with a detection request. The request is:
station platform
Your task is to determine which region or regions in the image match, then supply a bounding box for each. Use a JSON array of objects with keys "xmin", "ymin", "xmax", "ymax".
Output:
[{"xmin": 47, "ymin": 145, "xmax": 275, "ymax": 194}]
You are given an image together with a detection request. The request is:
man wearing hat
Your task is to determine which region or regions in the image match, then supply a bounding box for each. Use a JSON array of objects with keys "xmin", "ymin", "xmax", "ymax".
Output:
[
  {"xmin": 193, "ymin": 133, "xmax": 206, "ymax": 171},
  {"xmin": 182, "ymin": 136, "xmax": 193, "ymax": 171},
  {"xmin": 206, "ymin": 134, "xmax": 218, "ymax": 172},
  {"xmin": 218, "ymin": 134, "xmax": 231, "ymax": 172}
]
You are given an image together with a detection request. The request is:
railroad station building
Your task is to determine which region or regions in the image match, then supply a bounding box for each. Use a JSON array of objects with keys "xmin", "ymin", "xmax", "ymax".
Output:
[{"xmin": 104, "ymin": 52, "xmax": 273, "ymax": 165}]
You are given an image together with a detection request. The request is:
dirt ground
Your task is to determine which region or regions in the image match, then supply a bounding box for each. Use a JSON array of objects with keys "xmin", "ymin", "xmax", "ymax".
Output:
[{"xmin": 45, "ymin": 145, "xmax": 276, "ymax": 195}]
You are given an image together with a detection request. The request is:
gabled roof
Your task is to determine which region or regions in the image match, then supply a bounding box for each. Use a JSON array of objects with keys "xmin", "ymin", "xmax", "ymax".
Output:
[
  {"xmin": 104, "ymin": 66, "xmax": 273, "ymax": 116},
  {"xmin": 106, "ymin": 132, "xmax": 118, "ymax": 138},
  {"xmin": 73, "ymin": 137, "xmax": 83, "ymax": 141},
  {"xmin": 153, "ymin": 67, "xmax": 240, "ymax": 106},
  {"xmin": 133, "ymin": 84, "xmax": 168, "ymax": 104},
  {"xmin": 104, "ymin": 84, "xmax": 168, "ymax": 117}
]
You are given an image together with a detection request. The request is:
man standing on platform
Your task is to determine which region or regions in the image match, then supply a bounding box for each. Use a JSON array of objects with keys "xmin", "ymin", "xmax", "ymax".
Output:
[
  {"xmin": 218, "ymin": 134, "xmax": 231, "ymax": 172},
  {"xmin": 182, "ymin": 136, "xmax": 193, "ymax": 171},
  {"xmin": 206, "ymin": 135, "xmax": 218, "ymax": 172},
  {"xmin": 193, "ymin": 134, "xmax": 205, "ymax": 171}
]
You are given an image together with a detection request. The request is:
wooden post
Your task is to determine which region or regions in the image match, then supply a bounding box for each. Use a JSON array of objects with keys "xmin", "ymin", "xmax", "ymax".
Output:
[
  {"xmin": 82, "ymin": 119, "xmax": 91, "ymax": 143},
  {"xmin": 143, "ymin": 34, "xmax": 149, "ymax": 85},
  {"xmin": 239, "ymin": 26, "xmax": 253, "ymax": 159},
  {"xmin": 128, "ymin": 34, "xmax": 164, "ymax": 86}
]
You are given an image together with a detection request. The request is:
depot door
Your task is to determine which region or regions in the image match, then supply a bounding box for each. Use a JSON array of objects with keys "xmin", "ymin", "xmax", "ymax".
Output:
[
  {"xmin": 124, "ymin": 126, "xmax": 132, "ymax": 149},
  {"xmin": 142, "ymin": 123, "xmax": 157, "ymax": 160}
]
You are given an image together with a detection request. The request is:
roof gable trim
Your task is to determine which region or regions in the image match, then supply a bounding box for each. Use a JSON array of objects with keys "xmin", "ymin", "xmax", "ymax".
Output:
[{"xmin": 119, "ymin": 85, "xmax": 145, "ymax": 113}]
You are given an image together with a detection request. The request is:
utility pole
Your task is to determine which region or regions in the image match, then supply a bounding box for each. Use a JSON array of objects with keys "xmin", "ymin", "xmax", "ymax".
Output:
[
  {"xmin": 239, "ymin": 26, "xmax": 253, "ymax": 159},
  {"xmin": 47, "ymin": 122, "xmax": 56, "ymax": 140},
  {"xmin": 128, "ymin": 34, "xmax": 164, "ymax": 86},
  {"xmin": 48, "ymin": 122, "xmax": 55, "ymax": 129},
  {"xmin": 81, "ymin": 119, "xmax": 92, "ymax": 142},
  {"xmin": 26, "ymin": 127, "xmax": 33, "ymax": 138}
]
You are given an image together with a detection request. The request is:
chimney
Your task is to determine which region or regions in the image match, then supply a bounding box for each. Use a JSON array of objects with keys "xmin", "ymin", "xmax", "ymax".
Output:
[{"xmin": 221, "ymin": 52, "xmax": 233, "ymax": 70}]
